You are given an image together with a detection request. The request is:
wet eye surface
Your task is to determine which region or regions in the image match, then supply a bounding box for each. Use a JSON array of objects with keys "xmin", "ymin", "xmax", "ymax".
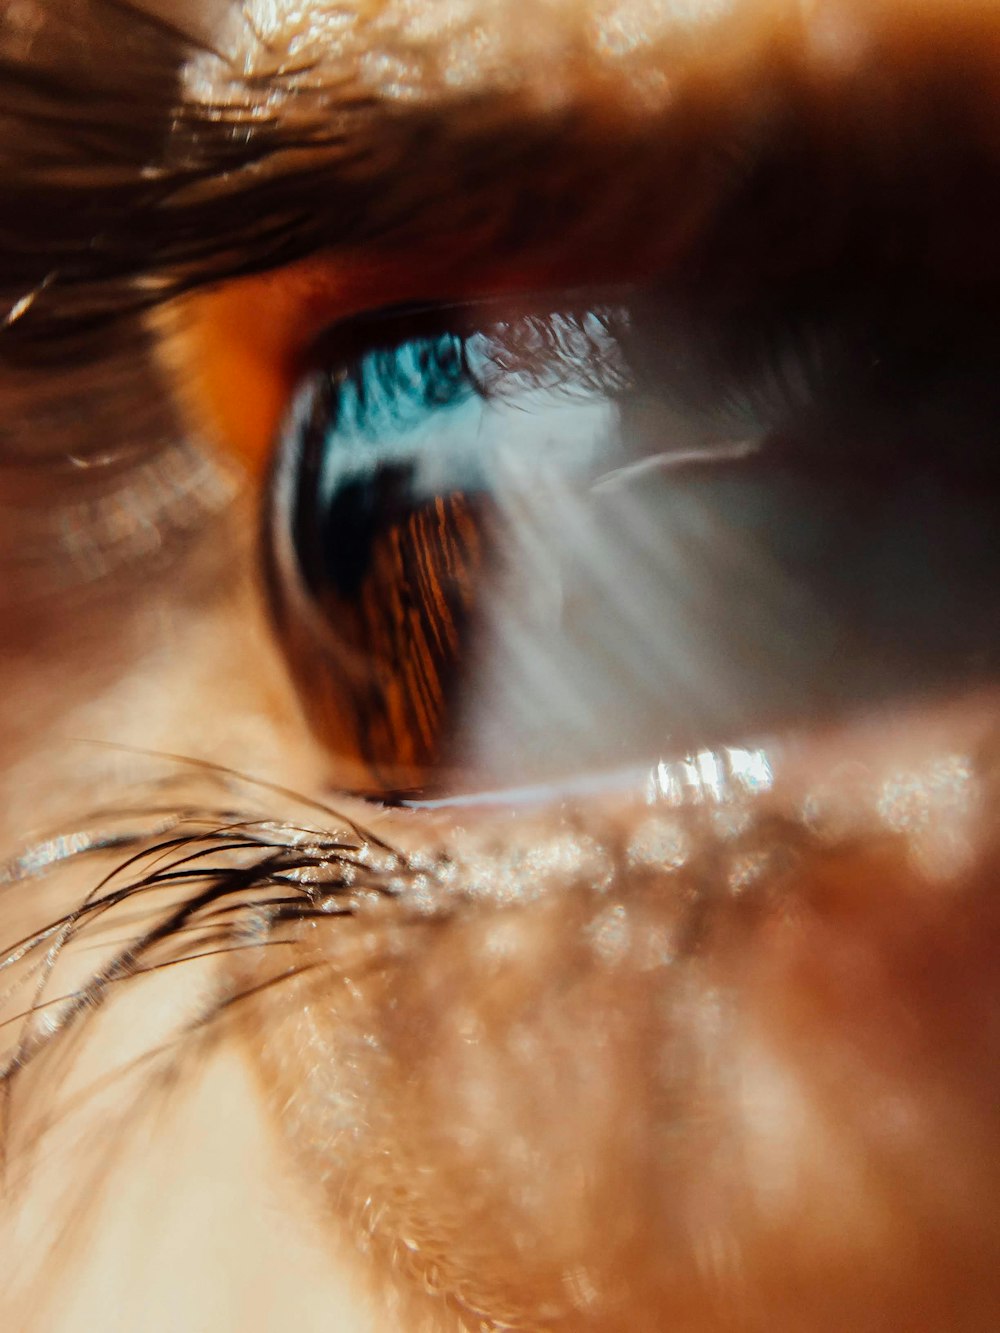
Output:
[{"xmin": 265, "ymin": 283, "xmax": 1000, "ymax": 797}]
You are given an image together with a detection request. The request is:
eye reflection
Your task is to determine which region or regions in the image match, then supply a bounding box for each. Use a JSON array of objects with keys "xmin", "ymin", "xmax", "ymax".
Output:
[{"xmin": 265, "ymin": 287, "xmax": 1000, "ymax": 798}]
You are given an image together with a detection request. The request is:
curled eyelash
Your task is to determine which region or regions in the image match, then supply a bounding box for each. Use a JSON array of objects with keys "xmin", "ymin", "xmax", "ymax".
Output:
[
  {"xmin": 0, "ymin": 744, "xmax": 776, "ymax": 1145},
  {"xmin": 0, "ymin": 804, "xmax": 425, "ymax": 1103},
  {"xmin": 0, "ymin": 767, "xmax": 470, "ymax": 1315},
  {"xmin": 8, "ymin": 720, "xmax": 991, "ymax": 1116}
]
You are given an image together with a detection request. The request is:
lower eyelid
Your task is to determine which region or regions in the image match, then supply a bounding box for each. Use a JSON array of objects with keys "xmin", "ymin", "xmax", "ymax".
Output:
[{"xmin": 232, "ymin": 687, "xmax": 1000, "ymax": 1329}]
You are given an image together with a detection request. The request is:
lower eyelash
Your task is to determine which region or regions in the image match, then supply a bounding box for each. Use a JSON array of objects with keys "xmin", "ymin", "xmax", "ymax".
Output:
[
  {"xmin": 0, "ymin": 809, "xmax": 392, "ymax": 1086},
  {"xmin": 6, "ymin": 704, "xmax": 979, "ymax": 1096},
  {"xmin": 0, "ymin": 735, "xmax": 801, "ymax": 1124},
  {"xmin": 0, "ymin": 743, "xmax": 742, "ymax": 1113},
  {"xmin": 1, "ymin": 721, "xmax": 995, "ymax": 1330},
  {"xmin": 0, "ymin": 779, "xmax": 420, "ymax": 1306}
]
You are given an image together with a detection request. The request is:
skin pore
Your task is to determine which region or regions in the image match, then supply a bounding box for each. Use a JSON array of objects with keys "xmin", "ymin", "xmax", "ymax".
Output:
[{"xmin": 0, "ymin": 1, "xmax": 998, "ymax": 1330}]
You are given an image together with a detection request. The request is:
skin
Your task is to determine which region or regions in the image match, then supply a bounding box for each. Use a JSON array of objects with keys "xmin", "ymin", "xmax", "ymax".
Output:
[{"xmin": 0, "ymin": 1, "xmax": 998, "ymax": 1329}]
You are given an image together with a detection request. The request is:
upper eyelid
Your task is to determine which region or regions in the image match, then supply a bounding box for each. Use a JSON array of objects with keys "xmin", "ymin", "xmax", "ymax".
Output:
[{"xmin": 0, "ymin": 2, "xmax": 996, "ymax": 360}]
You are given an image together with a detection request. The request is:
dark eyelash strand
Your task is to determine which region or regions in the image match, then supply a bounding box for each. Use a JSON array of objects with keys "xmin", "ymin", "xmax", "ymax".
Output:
[
  {"xmin": 0, "ymin": 825, "xmax": 418, "ymax": 1294},
  {"xmin": 0, "ymin": 742, "xmax": 761, "ymax": 1133},
  {"xmin": 2, "ymin": 737, "xmax": 992, "ymax": 1324},
  {"xmin": 0, "ymin": 814, "xmax": 407, "ymax": 1089},
  {"xmin": 0, "ymin": 737, "xmax": 826, "ymax": 1143}
]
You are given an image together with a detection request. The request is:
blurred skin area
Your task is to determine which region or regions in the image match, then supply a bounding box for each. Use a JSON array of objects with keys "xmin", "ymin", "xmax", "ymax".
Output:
[{"xmin": 0, "ymin": 1, "xmax": 999, "ymax": 1330}]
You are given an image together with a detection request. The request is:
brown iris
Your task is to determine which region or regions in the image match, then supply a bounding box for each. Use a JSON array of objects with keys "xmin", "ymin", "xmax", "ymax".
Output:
[{"xmin": 304, "ymin": 476, "xmax": 486, "ymax": 792}]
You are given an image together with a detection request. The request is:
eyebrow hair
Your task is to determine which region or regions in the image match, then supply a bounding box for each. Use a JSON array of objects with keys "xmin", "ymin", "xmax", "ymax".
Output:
[{"xmin": 0, "ymin": 0, "xmax": 996, "ymax": 362}]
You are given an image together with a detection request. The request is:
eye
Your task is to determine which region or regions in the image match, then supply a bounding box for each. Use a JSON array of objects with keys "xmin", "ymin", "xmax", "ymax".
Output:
[{"xmin": 264, "ymin": 284, "xmax": 1000, "ymax": 799}]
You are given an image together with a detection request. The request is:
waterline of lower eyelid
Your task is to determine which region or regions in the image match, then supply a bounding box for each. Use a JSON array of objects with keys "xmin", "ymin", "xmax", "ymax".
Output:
[{"xmin": 399, "ymin": 745, "xmax": 775, "ymax": 811}]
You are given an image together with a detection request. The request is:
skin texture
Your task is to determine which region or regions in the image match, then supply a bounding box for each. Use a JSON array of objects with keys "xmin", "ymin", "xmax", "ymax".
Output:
[{"xmin": 0, "ymin": 1, "xmax": 998, "ymax": 1330}]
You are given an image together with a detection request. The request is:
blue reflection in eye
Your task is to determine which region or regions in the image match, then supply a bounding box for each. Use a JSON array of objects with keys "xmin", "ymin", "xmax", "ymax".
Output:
[
  {"xmin": 333, "ymin": 333, "xmax": 473, "ymax": 442},
  {"xmin": 312, "ymin": 317, "xmax": 626, "ymax": 524}
]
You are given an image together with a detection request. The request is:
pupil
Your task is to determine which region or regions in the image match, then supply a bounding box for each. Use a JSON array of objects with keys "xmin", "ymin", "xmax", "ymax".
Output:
[{"xmin": 322, "ymin": 463, "xmax": 417, "ymax": 602}]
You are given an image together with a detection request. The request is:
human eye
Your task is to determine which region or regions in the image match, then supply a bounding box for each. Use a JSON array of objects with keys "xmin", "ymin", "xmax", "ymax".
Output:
[
  {"xmin": 1, "ymin": 3, "xmax": 999, "ymax": 1332},
  {"xmin": 263, "ymin": 285, "xmax": 1000, "ymax": 800}
]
